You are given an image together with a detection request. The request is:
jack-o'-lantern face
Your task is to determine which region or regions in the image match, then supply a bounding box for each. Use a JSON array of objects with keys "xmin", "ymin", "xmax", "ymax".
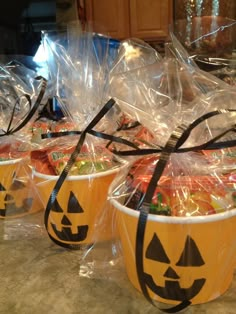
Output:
[
  {"xmin": 143, "ymin": 233, "xmax": 206, "ymax": 301},
  {"xmin": 48, "ymin": 191, "xmax": 89, "ymax": 244},
  {"xmin": 0, "ymin": 175, "xmax": 33, "ymax": 218}
]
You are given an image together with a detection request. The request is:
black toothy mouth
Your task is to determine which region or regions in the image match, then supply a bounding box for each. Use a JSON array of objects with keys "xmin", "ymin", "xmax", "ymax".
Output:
[
  {"xmin": 144, "ymin": 273, "xmax": 206, "ymax": 301},
  {"xmin": 51, "ymin": 224, "xmax": 89, "ymax": 242}
]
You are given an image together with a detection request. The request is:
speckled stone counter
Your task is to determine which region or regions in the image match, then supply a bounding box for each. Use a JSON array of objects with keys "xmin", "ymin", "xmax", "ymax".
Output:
[{"xmin": 0, "ymin": 212, "xmax": 236, "ymax": 314}]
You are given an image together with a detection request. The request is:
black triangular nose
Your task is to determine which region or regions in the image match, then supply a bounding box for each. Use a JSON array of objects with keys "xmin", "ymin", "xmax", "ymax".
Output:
[
  {"xmin": 164, "ymin": 266, "xmax": 180, "ymax": 279},
  {"xmin": 61, "ymin": 215, "xmax": 72, "ymax": 226}
]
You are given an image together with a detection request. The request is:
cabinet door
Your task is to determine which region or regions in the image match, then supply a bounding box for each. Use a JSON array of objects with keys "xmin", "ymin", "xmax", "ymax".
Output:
[
  {"xmin": 129, "ymin": 0, "xmax": 172, "ymax": 40},
  {"xmin": 85, "ymin": 0, "xmax": 130, "ymax": 39}
]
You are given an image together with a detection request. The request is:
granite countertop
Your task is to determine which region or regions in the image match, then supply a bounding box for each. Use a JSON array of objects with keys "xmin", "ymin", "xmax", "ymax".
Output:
[{"xmin": 0, "ymin": 212, "xmax": 236, "ymax": 314}]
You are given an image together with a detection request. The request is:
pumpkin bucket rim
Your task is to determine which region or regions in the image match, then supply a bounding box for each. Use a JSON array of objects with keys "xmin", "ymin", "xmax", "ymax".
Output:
[
  {"xmin": 33, "ymin": 162, "xmax": 127, "ymax": 181},
  {"xmin": 110, "ymin": 197, "xmax": 236, "ymax": 224},
  {"xmin": 0, "ymin": 157, "xmax": 23, "ymax": 166}
]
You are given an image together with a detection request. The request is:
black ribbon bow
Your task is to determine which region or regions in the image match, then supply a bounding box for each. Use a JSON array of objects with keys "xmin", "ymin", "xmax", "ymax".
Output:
[{"xmin": 0, "ymin": 76, "xmax": 47, "ymax": 137}]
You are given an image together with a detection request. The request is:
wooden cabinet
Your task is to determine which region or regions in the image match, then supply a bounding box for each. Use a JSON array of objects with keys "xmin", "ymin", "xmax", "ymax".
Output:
[
  {"xmin": 129, "ymin": 0, "xmax": 172, "ymax": 40},
  {"xmin": 85, "ymin": 0, "xmax": 173, "ymax": 41},
  {"xmin": 85, "ymin": 0, "xmax": 130, "ymax": 38}
]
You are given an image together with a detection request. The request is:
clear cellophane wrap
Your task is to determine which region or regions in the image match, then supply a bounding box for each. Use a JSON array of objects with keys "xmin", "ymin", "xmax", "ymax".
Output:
[
  {"xmin": 31, "ymin": 23, "xmax": 145, "ymax": 251},
  {"xmin": 80, "ymin": 34, "xmax": 236, "ymax": 309}
]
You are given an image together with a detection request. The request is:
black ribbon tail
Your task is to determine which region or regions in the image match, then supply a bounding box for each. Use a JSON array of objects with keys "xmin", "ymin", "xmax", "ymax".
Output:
[
  {"xmin": 5, "ymin": 77, "xmax": 47, "ymax": 135},
  {"xmin": 44, "ymin": 131, "xmax": 87, "ymax": 249},
  {"xmin": 135, "ymin": 124, "xmax": 192, "ymax": 313},
  {"xmin": 43, "ymin": 98, "xmax": 118, "ymax": 249},
  {"xmin": 135, "ymin": 210, "xmax": 156, "ymax": 306}
]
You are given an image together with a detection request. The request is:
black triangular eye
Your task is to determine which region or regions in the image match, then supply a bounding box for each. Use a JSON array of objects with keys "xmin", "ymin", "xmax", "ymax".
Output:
[
  {"xmin": 0, "ymin": 183, "xmax": 6, "ymax": 191},
  {"xmin": 176, "ymin": 236, "xmax": 205, "ymax": 266},
  {"xmin": 61, "ymin": 215, "xmax": 72, "ymax": 225},
  {"xmin": 145, "ymin": 233, "xmax": 170, "ymax": 263},
  {"xmin": 51, "ymin": 198, "xmax": 63, "ymax": 212},
  {"xmin": 67, "ymin": 191, "xmax": 84, "ymax": 213}
]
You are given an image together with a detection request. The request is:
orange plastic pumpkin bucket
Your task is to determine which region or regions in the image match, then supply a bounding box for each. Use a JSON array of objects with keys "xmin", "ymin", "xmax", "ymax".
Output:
[
  {"xmin": 34, "ymin": 167, "xmax": 121, "ymax": 246},
  {"xmin": 111, "ymin": 197, "xmax": 236, "ymax": 305}
]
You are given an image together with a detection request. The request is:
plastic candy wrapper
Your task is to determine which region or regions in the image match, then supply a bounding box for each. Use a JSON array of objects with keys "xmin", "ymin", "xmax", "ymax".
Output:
[
  {"xmin": 0, "ymin": 61, "xmax": 47, "ymax": 240},
  {"xmin": 79, "ymin": 34, "xmax": 236, "ymax": 311}
]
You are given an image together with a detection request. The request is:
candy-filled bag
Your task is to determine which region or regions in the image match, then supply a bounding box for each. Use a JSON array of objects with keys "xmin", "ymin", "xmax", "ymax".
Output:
[
  {"xmin": 32, "ymin": 23, "xmax": 128, "ymax": 251},
  {"xmin": 81, "ymin": 33, "xmax": 236, "ymax": 311}
]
